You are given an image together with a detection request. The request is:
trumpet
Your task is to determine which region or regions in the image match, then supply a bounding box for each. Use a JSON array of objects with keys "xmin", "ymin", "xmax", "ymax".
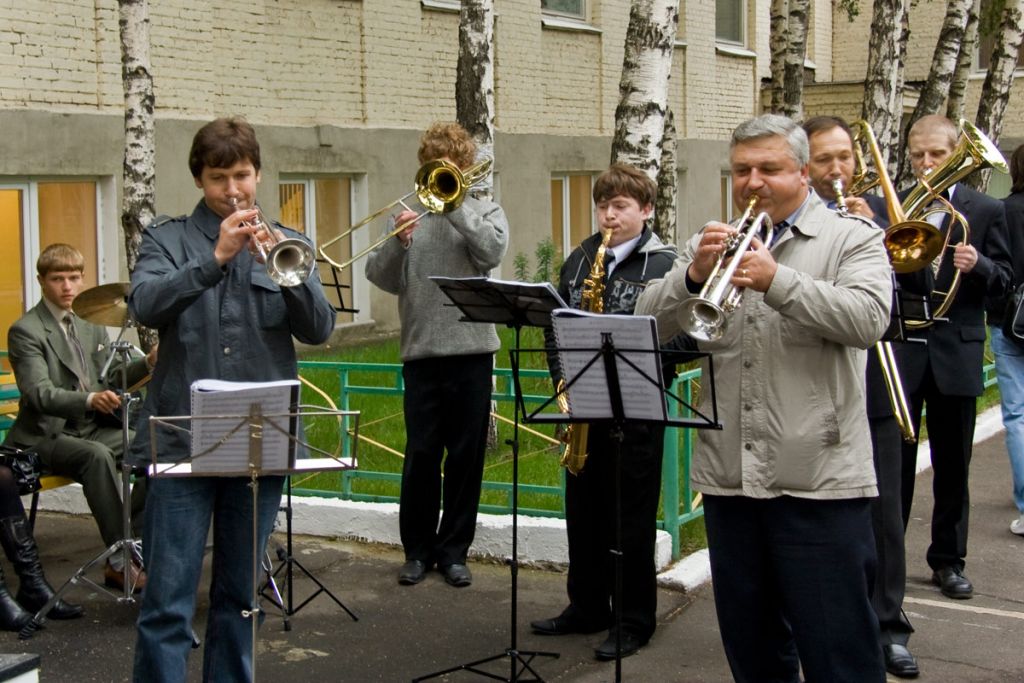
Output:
[
  {"xmin": 319, "ymin": 157, "xmax": 493, "ymax": 271},
  {"xmin": 230, "ymin": 198, "xmax": 316, "ymax": 287},
  {"xmin": 679, "ymin": 196, "xmax": 773, "ymax": 342}
]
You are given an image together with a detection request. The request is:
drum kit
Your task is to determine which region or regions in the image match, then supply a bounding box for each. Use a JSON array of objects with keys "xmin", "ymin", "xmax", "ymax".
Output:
[{"xmin": 71, "ymin": 282, "xmax": 150, "ymax": 392}]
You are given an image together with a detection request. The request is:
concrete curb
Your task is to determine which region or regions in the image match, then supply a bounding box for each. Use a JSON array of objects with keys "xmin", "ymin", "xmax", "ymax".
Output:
[{"xmin": 30, "ymin": 406, "xmax": 1003, "ymax": 592}]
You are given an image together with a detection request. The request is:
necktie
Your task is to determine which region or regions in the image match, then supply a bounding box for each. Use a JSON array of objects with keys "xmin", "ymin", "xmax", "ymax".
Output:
[
  {"xmin": 63, "ymin": 313, "xmax": 90, "ymax": 389},
  {"xmin": 603, "ymin": 251, "xmax": 615, "ymax": 276}
]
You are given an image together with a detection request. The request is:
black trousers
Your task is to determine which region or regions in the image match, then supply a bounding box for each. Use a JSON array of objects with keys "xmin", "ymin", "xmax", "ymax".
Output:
[
  {"xmin": 899, "ymin": 362, "xmax": 976, "ymax": 571},
  {"xmin": 704, "ymin": 494, "xmax": 884, "ymax": 683},
  {"xmin": 869, "ymin": 415, "xmax": 913, "ymax": 645},
  {"xmin": 562, "ymin": 422, "xmax": 664, "ymax": 642},
  {"xmin": 399, "ymin": 354, "xmax": 493, "ymax": 568}
]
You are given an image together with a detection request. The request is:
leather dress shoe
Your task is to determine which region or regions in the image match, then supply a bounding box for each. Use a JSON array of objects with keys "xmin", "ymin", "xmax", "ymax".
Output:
[
  {"xmin": 530, "ymin": 613, "xmax": 608, "ymax": 636},
  {"xmin": 932, "ymin": 566, "xmax": 973, "ymax": 599},
  {"xmin": 104, "ymin": 560, "xmax": 146, "ymax": 593},
  {"xmin": 883, "ymin": 643, "xmax": 920, "ymax": 678},
  {"xmin": 440, "ymin": 563, "xmax": 472, "ymax": 587},
  {"xmin": 594, "ymin": 631, "xmax": 645, "ymax": 661},
  {"xmin": 398, "ymin": 560, "xmax": 429, "ymax": 585}
]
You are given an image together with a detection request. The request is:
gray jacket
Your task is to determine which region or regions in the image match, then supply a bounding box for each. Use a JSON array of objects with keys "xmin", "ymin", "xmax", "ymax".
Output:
[
  {"xmin": 365, "ymin": 196, "xmax": 509, "ymax": 362},
  {"xmin": 127, "ymin": 201, "xmax": 336, "ymax": 465},
  {"xmin": 636, "ymin": 191, "xmax": 891, "ymax": 499}
]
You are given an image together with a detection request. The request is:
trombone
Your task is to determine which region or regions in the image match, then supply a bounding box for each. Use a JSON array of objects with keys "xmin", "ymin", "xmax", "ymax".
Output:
[
  {"xmin": 318, "ymin": 157, "xmax": 493, "ymax": 271},
  {"xmin": 833, "ymin": 176, "xmax": 917, "ymax": 442}
]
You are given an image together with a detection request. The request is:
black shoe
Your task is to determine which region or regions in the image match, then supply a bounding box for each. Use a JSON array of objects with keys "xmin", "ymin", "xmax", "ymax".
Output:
[
  {"xmin": 440, "ymin": 563, "xmax": 472, "ymax": 587},
  {"xmin": 398, "ymin": 560, "xmax": 429, "ymax": 586},
  {"xmin": 530, "ymin": 613, "xmax": 608, "ymax": 636},
  {"xmin": 0, "ymin": 516, "xmax": 84, "ymax": 619},
  {"xmin": 932, "ymin": 566, "xmax": 973, "ymax": 599},
  {"xmin": 594, "ymin": 632, "xmax": 645, "ymax": 661},
  {"xmin": 883, "ymin": 643, "xmax": 920, "ymax": 678}
]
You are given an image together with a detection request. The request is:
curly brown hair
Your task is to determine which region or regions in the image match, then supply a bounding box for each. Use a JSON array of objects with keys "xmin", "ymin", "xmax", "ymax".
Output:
[{"xmin": 417, "ymin": 122, "xmax": 477, "ymax": 169}]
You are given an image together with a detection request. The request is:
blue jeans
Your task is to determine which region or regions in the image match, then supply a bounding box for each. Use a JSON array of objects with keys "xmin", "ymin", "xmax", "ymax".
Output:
[
  {"xmin": 133, "ymin": 475, "xmax": 284, "ymax": 683},
  {"xmin": 991, "ymin": 326, "xmax": 1024, "ymax": 515}
]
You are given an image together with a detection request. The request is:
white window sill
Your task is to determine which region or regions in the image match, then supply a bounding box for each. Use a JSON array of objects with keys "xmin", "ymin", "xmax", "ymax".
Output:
[
  {"xmin": 541, "ymin": 16, "xmax": 602, "ymax": 34},
  {"xmin": 421, "ymin": 0, "xmax": 459, "ymax": 12},
  {"xmin": 715, "ymin": 43, "xmax": 757, "ymax": 59}
]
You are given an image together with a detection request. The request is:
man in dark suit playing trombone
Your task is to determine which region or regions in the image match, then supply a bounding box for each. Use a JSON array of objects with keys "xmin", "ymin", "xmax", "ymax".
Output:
[{"xmin": 803, "ymin": 116, "xmax": 918, "ymax": 678}]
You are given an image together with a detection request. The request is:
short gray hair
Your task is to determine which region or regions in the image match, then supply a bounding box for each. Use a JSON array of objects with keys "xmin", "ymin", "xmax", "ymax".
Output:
[{"xmin": 731, "ymin": 114, "xmax": 809, "ymax": 166}]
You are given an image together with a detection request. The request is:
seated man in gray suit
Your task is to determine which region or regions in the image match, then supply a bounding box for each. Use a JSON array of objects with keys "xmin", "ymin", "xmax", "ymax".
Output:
[{"xmin": 4, "ymin": 243, "xmax": 153, "ymax": 591}]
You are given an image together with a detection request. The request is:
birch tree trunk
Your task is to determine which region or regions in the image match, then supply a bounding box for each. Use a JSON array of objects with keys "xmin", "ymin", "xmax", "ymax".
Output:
[
  {"xmin": 119, "ymin": 0, "xmax": 155, "ymax": 273},
  {"xmin": 781, "ymin": 0, "xmax": 810, "ymax": 120},
  {"xmin": 654, "ymin": 108, "xmax": 677, "ymax": 243},
  {"xmin": 946, "ymin": 4, "xmax": 979, "ymax": 120},
  {"xmin": 610, "ymin": 0, "xmax": 680, "ymax": 181},
  {"xmin": 968, "ymin": 0, "xmax": 1023, "ymax": 191},
  {"xmin": 119, "ymin": 0, "xmax": 157, "ymax": 350},
  {"xmin": 456, "ymin": 0, "xmax": 495, "ymax": 201},
  {"xmin": 769, "ymin": 0, "xmax": 788, "ymax": 113},
  {"xmin": 860, "ymin": 0, "xmax": 908, "ymax": 180}
]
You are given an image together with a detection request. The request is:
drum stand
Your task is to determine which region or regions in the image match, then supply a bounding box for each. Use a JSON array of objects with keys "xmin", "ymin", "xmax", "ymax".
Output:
[{"xmin": 20, "ymin": 339, "xmax": 145, "ymax": 639}]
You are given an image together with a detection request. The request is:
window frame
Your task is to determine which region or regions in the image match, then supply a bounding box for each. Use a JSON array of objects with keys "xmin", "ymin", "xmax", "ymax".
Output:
[
  {"xmin": 541, "ymin": 0, "xmax": 587, "ymax": 22},
  {"xmin": 715, "ymin": 0, "xmax": 747, "ymax": 48}
]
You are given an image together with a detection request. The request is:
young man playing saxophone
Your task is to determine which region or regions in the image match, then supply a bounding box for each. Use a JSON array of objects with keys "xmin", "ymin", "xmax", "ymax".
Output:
[{"xmin": 532, "ymin": 162, "xmax": 683, "ymax": 660}]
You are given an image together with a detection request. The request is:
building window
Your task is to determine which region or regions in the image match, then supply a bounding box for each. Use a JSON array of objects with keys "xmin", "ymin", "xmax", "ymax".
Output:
[
  {"xmin": 0, "ymin": 181, "xmax": 100, "ymax": 344},
  {"xmin": 279, "ymin": 177, "xmax": 355, "ymax": 323},
  {"xmin": 716, "ymin": 0, "xmax": 745, "ymax": 45},
  {"xmin": 551, "ymin": 173, "xmax": 596, "ymax": 260},
  {"xmin": 720, "ymin": 173, "xmax": 734, "ymax": 223},
  {"xmin": 542, "ymin": 0, "xmax": 586, "ymax": 20},
  {"xmin": 977, "ymin": 33, "xmax": 1024, "ymax": 71}
]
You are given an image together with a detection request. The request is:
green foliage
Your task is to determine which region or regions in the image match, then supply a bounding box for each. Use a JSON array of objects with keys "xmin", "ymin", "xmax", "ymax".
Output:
[
  {"xmin": 838, "ymin": 0, "xmax": 860, "ymax": 22},
  {"xmin": 511, "ymin": 238, "xmax": 561, "ymax": 286}
]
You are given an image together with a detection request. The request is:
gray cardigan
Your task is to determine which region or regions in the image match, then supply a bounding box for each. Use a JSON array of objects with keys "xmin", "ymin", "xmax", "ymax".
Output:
[{"xmin": 365, "ymin": 196, "xmax": 509, "ymax": 362}]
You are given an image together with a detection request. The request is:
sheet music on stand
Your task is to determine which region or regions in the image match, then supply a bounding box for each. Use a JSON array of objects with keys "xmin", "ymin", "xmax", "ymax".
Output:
[
  {"xmin": 190, "ymin": 379, "xmax": 300, "ymax": 473},
  {"xmin": 429, "ymin": 276, "xmax": 567, "ymax": 327},
  {"xmin": 551, "ymin": 309, "xmax": 667, "ymax": 423}
]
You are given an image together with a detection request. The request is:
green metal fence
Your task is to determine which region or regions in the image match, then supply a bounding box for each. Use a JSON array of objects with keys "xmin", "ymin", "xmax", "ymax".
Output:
[{"xmin": 295, "ymin": 360, "xmax": 705, "ymax": 559}]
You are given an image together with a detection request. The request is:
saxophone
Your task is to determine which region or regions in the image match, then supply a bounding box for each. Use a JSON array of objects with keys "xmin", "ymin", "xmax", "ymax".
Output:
[{"xmin": 557, "ymin": 228, "xmax": 612, "ymax": 475}]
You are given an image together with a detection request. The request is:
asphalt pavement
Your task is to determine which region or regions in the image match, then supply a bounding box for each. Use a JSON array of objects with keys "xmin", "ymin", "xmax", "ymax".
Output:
[{"xmin": 3, "ymin": 428, "xmax": 1024, "ymax": 682}]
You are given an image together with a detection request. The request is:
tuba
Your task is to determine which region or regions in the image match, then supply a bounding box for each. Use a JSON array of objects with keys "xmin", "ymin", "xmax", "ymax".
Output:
[
  {"xmin": 678, "ymin": 196, "xmax": 773, "ymax": 342},
  {"xmin": 900, "ymin": 119, "xmax": 1007, "ymax": 329},
  {"xmin": 556, "ymin": 228, "xmax": 612, "ymax": 475},
  {"xmin": 849, "ymin": 120, "xmax": 945, "ymax": 274}
]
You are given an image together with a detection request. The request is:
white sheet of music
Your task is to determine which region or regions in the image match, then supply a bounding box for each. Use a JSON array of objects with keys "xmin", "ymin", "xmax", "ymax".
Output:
[
  {"xmin": 551, "ymin": 309, "xmax": 667, "ymax": 422},
  {"xmin": 189, "ymin": 379, "xmax": 299, "ymax": 474}
]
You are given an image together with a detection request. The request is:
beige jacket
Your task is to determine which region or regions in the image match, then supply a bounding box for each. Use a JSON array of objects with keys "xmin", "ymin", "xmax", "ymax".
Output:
[{"xmin": 635, "ymin": 192, "xmax": 891, "ymax": 499}]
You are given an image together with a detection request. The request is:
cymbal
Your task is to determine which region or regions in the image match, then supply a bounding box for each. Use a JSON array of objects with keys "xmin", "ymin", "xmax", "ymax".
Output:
[{"xmin": 72, "ymin": 282, "xmax": 130, "ymax": 327}]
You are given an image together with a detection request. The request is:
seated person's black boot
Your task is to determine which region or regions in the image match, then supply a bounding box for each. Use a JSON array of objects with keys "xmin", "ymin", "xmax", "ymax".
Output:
[
  {"xmin": 0, "ymin": 517, "xmax": 83, "ymax": 619},
  {"xmin": 0, "ymin": 568, "xmax": 31, "ymax": 631}
]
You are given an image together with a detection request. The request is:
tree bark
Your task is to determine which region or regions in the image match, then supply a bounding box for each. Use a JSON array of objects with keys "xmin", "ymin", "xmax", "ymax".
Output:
[
  {"xmin": 769, "ymin": 0, "xmax": 788, "ymax": 113},
  {"xmin": 968, "ymin": 0, "xmax": 1023, "ymax": 191},
  {"xmin": 610, "ymin": 0, "xmax": 680, "ymax": 181},
  {"xmin": 860, "ymin": 0, "xmax": 908, "ymax": 180},
  {"xmin": 654, "ymin": 108, "xmax": 677, "ymax": 243},
  {"xmin": 946, "ymin": 3, "xmax": 979, "ymax": 121},
  {"xmin": 456, "ymin": 0, "xmax": 495, "ymax": 200},
  {"xmin": 119, "ymin": 0, "xmax": 157, "ymax": 351},
  {"xmin": 780, "ymin": 0, "xmax": 810, "ymax": 120}
]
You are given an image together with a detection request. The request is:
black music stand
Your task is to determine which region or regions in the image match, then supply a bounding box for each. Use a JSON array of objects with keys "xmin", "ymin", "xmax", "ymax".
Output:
[
  {"xmin": 520, "ymin": 311, "xmax": 719, "ymax": 682},
  {"xmin": 412, "ymin": 276, "xmax": 566, "ymax": 683},
  {"xmin": 145, "ymin": 394, "xmax": 359, "ymax": 682}
]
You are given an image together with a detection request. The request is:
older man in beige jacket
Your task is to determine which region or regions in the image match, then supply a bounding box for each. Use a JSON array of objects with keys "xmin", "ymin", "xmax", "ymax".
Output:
[{"xmin": 636, "ymin": 114, "xmax": 891, "ymax": 683}]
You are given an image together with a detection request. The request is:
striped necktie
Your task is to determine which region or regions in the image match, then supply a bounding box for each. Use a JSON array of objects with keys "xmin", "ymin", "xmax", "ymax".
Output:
[{"xmin": 63, "ymin": 313, "xmax": 90, "ymax": 389}]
